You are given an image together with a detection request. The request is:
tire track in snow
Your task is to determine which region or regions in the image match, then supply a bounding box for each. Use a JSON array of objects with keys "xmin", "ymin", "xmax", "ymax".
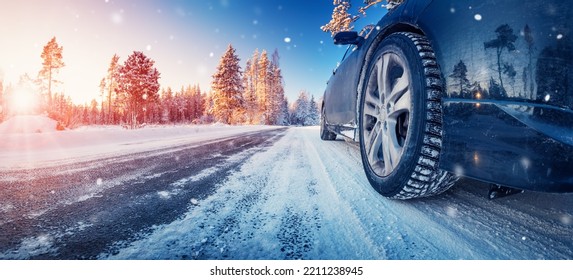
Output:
[
  {"xmin": 95, "ymin": 127, "xmax": 572, "ymax": 259},
  {"xmin": 0, "ymin": 128, "xmax": 287, "ymax": 259}
]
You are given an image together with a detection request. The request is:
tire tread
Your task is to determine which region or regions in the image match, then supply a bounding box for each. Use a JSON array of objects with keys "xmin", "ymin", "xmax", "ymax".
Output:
[{"xmin": 390, "ymin": 32, "xmax": 458, "ymax": 199}]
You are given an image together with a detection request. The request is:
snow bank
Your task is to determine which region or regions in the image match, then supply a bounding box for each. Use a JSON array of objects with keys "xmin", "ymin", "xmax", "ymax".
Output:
[
  {"xmin": 0, "ymin": 115, "xmax": 59, "ymax": 134},
  {"xmin": 0, "ymin": 122, "xmax": 277, "ymax": 169}
]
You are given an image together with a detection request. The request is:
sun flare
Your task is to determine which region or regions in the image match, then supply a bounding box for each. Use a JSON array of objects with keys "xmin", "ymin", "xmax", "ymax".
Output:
[{"xmin": 10, "ymin": 89, "xmax": 40, "ymax": 114}]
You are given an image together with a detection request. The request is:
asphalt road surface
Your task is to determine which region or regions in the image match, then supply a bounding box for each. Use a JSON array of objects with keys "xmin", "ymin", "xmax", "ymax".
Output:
[{"xmin": 1, "ymin": 127, "xmax": 572, "ymax": 260}]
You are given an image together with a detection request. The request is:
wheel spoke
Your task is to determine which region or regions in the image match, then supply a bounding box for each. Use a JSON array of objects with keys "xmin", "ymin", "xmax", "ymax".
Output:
[
  {"xmin": 388, "ymin": 86, "xmax": 411, "ymax": 120},
  {"xmin": 378, "ymin": 54, "xmax": 392, "ymax": 103},
  {"xmin": 366, "ymin": 121, "xmax": 383, "ymax": 164},
  {"xmin": 362, "ymin": 49, "xmax": 413, "ymax": 177},
  {"xmin": 381, "ymin": 126, "xmax": 393, "ymax": 175},
  {"xmin": 389, "ymin": 76, "xmax": 409, "ymax": 103},
  {"xmin": 363, "ymin": 88, "xmax": 379, "ymax": 118},
  {"xmin": 382, "ymin": 119, "xmax": 402, "ymax": 174},
  {"xmin": 386, "ymin": 119, "xmax": 402, "ymax": 168}
]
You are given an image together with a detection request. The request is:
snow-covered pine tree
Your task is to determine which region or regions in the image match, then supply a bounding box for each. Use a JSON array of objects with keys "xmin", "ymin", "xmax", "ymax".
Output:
[
  {"xmin": 278, "ymin": 97, "xmax": 290, "ymax": 126},
  {"xmin": 308, "ymin": 95, "xmax": 320, "ymax": 126},
  {"xmin": 211, "ymin": 44, "xmax": 245, "ymax": 124},
  {"xmin": 194, "ymin": 85, "xmax": 206, "ymax": 122},
  {"xmin": 203, "ymin": 91, "xmax": 215, "ymax": 123},
  {"xmin": 266, "ymin": 49, "xmax": 288, "ymax": 126},
  {"xmin": 38, "ymin": 37, "xmax": 65, "ymax": 109},
  {"xmin": 291, "ymin": 91, "xmax": 310, "ymax": 126},
  {"xmin": 174, "ymin": 86, "xmax": 186, "ymax": 122},
  {"xmin": 117, "ymin": 51, "xmax": 160, "ymax": 129},
  {"xmin": 256, "ymin": 50, "xmax": 270, "ymax": 124},
  {"xmin": 103, "ymin": 54, "xmax": 120, "ymax": 124},
  {"xmin": 161, "ymin": 87, "xmax": 175, "ymax": 123},
  {"xmin": 242, "ymin": 51, "xmax": 259, "ymax": 124}
]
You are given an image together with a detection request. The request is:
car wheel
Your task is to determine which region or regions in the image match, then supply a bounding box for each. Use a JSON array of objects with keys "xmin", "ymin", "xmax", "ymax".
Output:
[
  {"xmin": 358, "ymin": 32, "xmax": 457, "ymax": 199},
  {"xmin": 320, "ymin": 106, "xmax": 337, "ymax": 140}
]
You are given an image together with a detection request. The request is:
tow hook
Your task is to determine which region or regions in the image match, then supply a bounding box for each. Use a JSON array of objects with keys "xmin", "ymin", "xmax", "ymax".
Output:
[{"xmin": 488, "ymin": 184, "xmax": 524, "ymax": 200}]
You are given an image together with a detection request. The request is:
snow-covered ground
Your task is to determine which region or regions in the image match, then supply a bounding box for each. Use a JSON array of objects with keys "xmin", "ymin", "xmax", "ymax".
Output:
[
  {"xmin": 0, "ymin": 115, "xmax": 277, "ymax": 170},
  {"xmin": 98, "ymin": 127, "xmax": 573, "ymax": 260},
  {"xmin": 1, "ymin": 116, "xmax": 571, "ymax": 260}
]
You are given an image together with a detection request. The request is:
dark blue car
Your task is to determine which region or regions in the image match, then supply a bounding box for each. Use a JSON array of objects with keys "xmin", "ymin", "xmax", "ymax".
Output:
[{"xmin": 320, "ymin": 0, "xmax": 573, "ymax": 199}]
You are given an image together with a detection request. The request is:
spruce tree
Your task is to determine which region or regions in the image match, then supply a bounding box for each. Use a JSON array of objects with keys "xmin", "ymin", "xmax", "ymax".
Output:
[
  {"xmin": 291, "ymin": 91, "xmax": 310, "ymax": 126},
  {"xmin": 449, "ymin": 60, "xmax": 470, "ymax": 98},
  {"xmin": 267, "ymin": 49, "xmax": 287, "ymax": 125},
  {"xmin": 256, "ymin": 50, "xmax": 270, "ymax": 123},
  {"xmin": 211, "ymin": 44, "xmax": 244, "ymax": 124},
  {"xmin": 308, "ymin": 95, "xmax": 320, "ymax": 126},
  {"xmin": 103, "ymin": 54, "xmax": 120, "ymax": 124},
  {"xmin": 242, "ymin": 54, "xmax": 259, "ymax": 124},
  {"xmin": 117, "ymin": 51, "xmax": 161, "ymax": 128}
]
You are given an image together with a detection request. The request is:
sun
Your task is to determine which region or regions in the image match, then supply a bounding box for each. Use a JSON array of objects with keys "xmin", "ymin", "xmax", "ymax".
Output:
[{"xmin": 10, "ymin": 88, "xmax": 40, "ymax": 114}]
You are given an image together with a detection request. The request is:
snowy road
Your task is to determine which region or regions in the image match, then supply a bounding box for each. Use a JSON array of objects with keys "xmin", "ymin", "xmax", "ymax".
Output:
[{"xmin": 1, "ymin": 127, "xmax": 572, "ymax": 259}]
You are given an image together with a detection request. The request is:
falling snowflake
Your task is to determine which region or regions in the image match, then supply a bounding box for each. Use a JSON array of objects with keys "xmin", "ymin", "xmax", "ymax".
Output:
[
  {"xmin": 111, "ymin": 12, "xmax": 123, "ymax": 24},
  {"xmin": 446, "ymin": 206, "xmax": 458, "ymax": 218},
  {"xmin": 158, "ymin": 191, "xmax": 170, "ymax": 199},
  {"xmin": 146, "ymin": 45, "xmax": 152, "ymax": 51},
  {"xmin": 474, "ymin": 14, "xmax": 482, "ymax": 21},
  {"xmin": 96, "ymin": 178, "xmax": 103, "ymax": 185},
  {"xmin": 557, "ymin": 34, "xmax": 564, "ymax": 40},
  {"xmin": 284, "ymin": 37, "xmax": 291, "ymax": 43},
  {"xmin": 453, "ymin": 164, "xmax": 464, "ymax": 176},
  {"xmin": 560, "ymin": 214, "xmax": 572, "ymax": 225}
]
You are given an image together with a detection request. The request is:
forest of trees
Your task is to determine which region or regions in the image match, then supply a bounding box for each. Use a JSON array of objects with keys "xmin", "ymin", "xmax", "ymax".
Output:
[{"xmin": 0, "ymin": 37, "xmax": 320, "ymax": 128}]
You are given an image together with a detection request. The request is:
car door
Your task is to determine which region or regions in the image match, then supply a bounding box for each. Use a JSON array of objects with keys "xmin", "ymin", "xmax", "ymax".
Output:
[{"xmin": 324, "ymin": 43, "xmax": 363, "ymax": 127}]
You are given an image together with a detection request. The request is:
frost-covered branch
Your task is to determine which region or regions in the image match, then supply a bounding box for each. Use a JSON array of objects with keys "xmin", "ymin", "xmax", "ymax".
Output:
[{"xmin": 321, "ymin": 0, "xmax": 404, "ymax": 36}]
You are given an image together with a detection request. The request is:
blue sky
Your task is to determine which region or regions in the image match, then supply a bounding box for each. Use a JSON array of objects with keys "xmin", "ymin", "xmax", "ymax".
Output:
[{"xmin": 0, "ymin": 0, "xmax": 388, "ymax": 104}]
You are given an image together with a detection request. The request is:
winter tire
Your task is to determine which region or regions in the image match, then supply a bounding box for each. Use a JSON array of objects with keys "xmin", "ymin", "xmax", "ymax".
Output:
[
  {"xmin": 358, "ymin": 32, "xmax": 457, "ymax": 199},
  {"xmin": 320, "ymin": 106, "xmax": 337, "ymax": 140}
]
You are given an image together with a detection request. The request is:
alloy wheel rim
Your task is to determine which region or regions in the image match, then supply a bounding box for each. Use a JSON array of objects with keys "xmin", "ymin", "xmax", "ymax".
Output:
[{"xmin": 362, "ymin": 52, "xmax": 412, "ymax": 177}]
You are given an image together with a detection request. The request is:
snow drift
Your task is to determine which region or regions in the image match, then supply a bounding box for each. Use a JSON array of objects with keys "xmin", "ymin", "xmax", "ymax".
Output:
[{"xmin": 0, "ymin": 115, "xmax": 59, "ymax": 134}]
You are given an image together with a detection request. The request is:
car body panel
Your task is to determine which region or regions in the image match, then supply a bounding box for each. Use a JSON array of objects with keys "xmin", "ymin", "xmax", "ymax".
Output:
[{"xmin": 322, "ymin": 0, "xmax": 573, "ymax": 192}]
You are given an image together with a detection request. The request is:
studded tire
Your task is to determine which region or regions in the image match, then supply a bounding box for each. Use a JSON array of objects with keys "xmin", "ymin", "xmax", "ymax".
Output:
[{"xmin": 358, "ymin": 32, "xmax": 457, "ymax": 199}]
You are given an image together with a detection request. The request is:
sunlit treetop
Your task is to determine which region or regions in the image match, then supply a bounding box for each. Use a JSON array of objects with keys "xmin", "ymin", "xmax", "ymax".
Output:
[{"xmin": 321, "ymin": 0, "xmax": 404, "ymax": 36}]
